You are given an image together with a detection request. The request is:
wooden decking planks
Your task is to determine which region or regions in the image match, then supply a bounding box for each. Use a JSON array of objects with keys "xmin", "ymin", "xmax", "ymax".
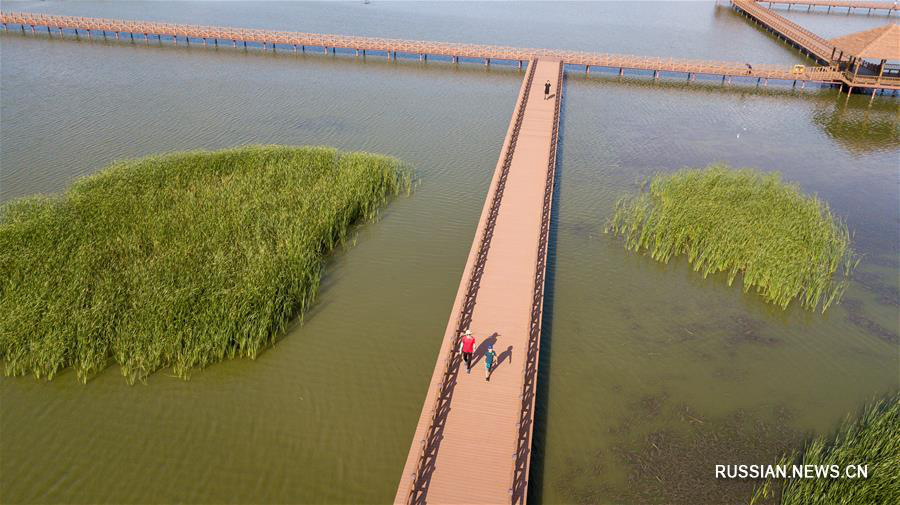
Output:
[{"xmin": 395, "ymin": 59, "xmax": 562, "ymax": 505}]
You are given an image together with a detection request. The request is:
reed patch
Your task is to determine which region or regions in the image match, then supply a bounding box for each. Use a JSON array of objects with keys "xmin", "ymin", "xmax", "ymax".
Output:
[
  {"xmin": 605, "ymin": 165, "xmax": 857, "ymax": 312},
  {"xmin": 0, "ymin": 145, "xmax": 410, "ymax": 383},
  {"xmin": 751, "ymin": 394, "xmax": 899, "ymax": 505}
]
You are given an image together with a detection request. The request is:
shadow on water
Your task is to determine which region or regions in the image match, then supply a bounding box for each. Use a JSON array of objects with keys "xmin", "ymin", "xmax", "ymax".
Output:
[{"xmin": 527, "ymin": 70, "xmax": 567, "ymax": 505}]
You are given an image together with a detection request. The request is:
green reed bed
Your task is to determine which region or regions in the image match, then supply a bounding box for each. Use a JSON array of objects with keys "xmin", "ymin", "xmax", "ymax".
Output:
[
  {"xmin": 605, "ymin": 164, "xmax": 857, "ymax": 312},
  {"xmin": 0, "ymin": 146, "xmax": 410, "ymax": 383},
  {"xmin": 751, "ymin": 394, "xmax": 899, "ymax": 505}
]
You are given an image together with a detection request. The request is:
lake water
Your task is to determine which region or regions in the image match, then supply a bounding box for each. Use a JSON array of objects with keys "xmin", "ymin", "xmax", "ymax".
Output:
[{"xmin": 1, "ymin": 2, "xmax": 897, "ymax": 504}]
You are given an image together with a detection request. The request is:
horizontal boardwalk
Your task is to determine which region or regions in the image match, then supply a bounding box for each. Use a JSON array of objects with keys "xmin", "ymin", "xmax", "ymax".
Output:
[
  {"xmin": 754, "ymin": 0, "xmax": 898, "ymax": 14},
  {"xmin": 395, "ymin": 59, "xmax": 562, "ymax": 505},
  {"xmin": 0, "ymin": 11, "xmax": 845, "ymax": 85}
]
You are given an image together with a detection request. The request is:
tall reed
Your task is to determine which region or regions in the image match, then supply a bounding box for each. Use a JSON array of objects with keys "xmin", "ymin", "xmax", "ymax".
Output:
[
  {"xmin": 751, "ymin": 394, "xmax": 899, "ymax": 505},
  {"xmin": 0, "ymin": 145, "xmax": 410, "ymax": 383},
  {"xmin": 605, "ymin": 164, "xmax": 857, "ymax": 312}
]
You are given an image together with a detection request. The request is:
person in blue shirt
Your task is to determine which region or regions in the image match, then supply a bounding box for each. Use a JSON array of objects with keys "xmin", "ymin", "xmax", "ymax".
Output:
[{"xmin": 484, "ymin": 344, "xmax": 498, "ymax": 381}]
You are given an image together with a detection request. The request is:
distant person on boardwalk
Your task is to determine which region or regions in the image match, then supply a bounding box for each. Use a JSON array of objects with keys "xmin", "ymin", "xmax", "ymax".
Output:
[
  {"xmin": 460, "ymin": 329, "xmax": 476, "ymax": 374},
  {"xmin": 484, "ymin": 344, "xmax": 498, "ymax": 381},
  {"xmin": 544, "ymin": 80, "xmax": 551, "ymax": 99}
]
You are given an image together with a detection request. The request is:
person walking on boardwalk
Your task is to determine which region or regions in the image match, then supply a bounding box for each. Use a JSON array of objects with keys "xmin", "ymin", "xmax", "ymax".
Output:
[
  {"xmin": 484, "ymin": 344, "xmax": 498, "ymax": 381},
  {"xmin": 544, "ymin": 80, "xmax": 551, "ymax": 100},
  {"xmin": 460, "ymin": 329, "xmax": 476, "ymax": 374}
]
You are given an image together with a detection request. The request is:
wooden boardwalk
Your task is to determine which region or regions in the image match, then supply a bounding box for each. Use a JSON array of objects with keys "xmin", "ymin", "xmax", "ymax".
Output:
[
  {"xmin": 733, "ymin": 0, "xmax": 838, "ymax": 62},
  {"xmin": 394, "ymin": 59, "xmax": 562, "ymax": 505},
  {"xmin": 3, "ymin": 10, "xmax": 899, "ymax": 93},
  {"xmin": 0, "ymin": 11, "xmax": 847, "ymax": 85},
  {"xmin": 731, "ymin": 0, "xmax": 900, "ymax": 91},
  {"xmin": 754, "ymin": 0, "xmax": 898, "ymax": 14}
]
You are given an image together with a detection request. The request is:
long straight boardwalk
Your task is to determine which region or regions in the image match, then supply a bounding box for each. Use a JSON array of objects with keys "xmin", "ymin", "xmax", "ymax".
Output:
[
  {"xmin": 754, "ymin": 0, "xmax": 898, "ymax": 14},
  {"xmin": 395, "ymin": 59, "xmax": 563, "ymax": 505}
]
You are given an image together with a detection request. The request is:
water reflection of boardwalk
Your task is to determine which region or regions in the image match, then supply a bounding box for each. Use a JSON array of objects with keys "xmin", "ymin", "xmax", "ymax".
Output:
[{"xmin": 394, "ymin": 59, "xmax": 562, "ymax": 505}]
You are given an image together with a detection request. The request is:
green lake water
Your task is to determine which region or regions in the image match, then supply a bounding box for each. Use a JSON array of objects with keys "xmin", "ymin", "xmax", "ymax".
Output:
[{"xmin": 1, "ymin": 2, "xmax": 897, "ymax": 504}]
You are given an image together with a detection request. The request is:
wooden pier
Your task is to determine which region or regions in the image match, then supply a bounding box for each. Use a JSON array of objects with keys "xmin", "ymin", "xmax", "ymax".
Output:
[
  {"xmin": 0, "ymin": 11, "xmax": 857, "ymax": 88},
  {"xmin": 754, "ymin": 0, "xmax": 898, "ymax": 15},
  {"xmin": 395, "ymin": 59, "xmax": 562, "ymax": 505},
  {"xmin": 730, "ymin": 0, "xmax": 900, "ymax": 92},
  {"xmin": 733, "ymin": 0, "xmax": 838, "ymax": 63}
]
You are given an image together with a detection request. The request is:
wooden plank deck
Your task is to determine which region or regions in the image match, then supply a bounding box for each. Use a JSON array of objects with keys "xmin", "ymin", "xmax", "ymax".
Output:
[{"xmin": 394, "ymin": 59, "xmax": 562, "ymax": 505}]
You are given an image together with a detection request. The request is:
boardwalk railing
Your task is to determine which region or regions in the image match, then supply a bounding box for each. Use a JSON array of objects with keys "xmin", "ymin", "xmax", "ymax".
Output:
[
  {"xmin": 508, "ymin": 59, "xmax": 564, "ymax": 505},
  {"xmin": 754, "ymin": 0, "xmax": 898, "ymax": 13},
  {"xmin": 2, "ymin": 11, "xmax": 846, "ymax": 84}
]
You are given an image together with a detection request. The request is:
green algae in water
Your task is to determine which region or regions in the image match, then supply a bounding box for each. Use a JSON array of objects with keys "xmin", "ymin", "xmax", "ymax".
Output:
[
  {"xmin": 0, "ymin": 145, "xmax": 410, "ymax": 383},
  {"xmin": 605, "ymin": 164, "xmax": 858, "ymax": 312}
]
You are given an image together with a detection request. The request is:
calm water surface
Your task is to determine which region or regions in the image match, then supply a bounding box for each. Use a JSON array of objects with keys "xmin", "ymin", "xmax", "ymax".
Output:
[{"xmin": 1, "ymin": 2, "xmax": 898, "ymax": 504}]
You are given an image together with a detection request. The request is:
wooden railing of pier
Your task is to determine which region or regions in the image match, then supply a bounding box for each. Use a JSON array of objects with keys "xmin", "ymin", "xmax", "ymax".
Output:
[
  {"xmin": 0, "ymin": 11, "xmax": 850, "ymax": 86},
  {"xmin": 754, "ymin": 0, "xmax": 898, "ymax": 14}
]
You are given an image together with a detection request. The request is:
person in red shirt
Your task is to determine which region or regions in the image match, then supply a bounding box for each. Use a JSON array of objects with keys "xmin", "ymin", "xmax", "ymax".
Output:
[{"xmin": 460, "ymin": 329, "xmax": 476, "ymax": 374}]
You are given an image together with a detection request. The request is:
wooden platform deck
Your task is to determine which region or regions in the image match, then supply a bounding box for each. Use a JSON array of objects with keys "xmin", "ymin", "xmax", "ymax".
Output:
[{"xmin": 394, "ymin": 59, "xmax": 562, "ymax": 505}]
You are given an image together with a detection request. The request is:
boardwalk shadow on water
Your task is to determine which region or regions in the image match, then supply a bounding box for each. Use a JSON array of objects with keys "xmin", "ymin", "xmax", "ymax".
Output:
[{"xmin": 526, "ymin": 71, "xmax": 566, "ymax": 505}]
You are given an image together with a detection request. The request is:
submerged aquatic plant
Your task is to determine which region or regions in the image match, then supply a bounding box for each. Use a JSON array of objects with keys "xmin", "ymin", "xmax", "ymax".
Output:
[
  {"xmin": 751, "ymin": 394, "xmax": 899, "ymax": 505},
  {"xmin": 605, "ymin": 164, "xmax": 857, "ymax": 312},
  {"xmin": 0, "ymin": 145, "xmax": 410, "ymax": 383}
]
